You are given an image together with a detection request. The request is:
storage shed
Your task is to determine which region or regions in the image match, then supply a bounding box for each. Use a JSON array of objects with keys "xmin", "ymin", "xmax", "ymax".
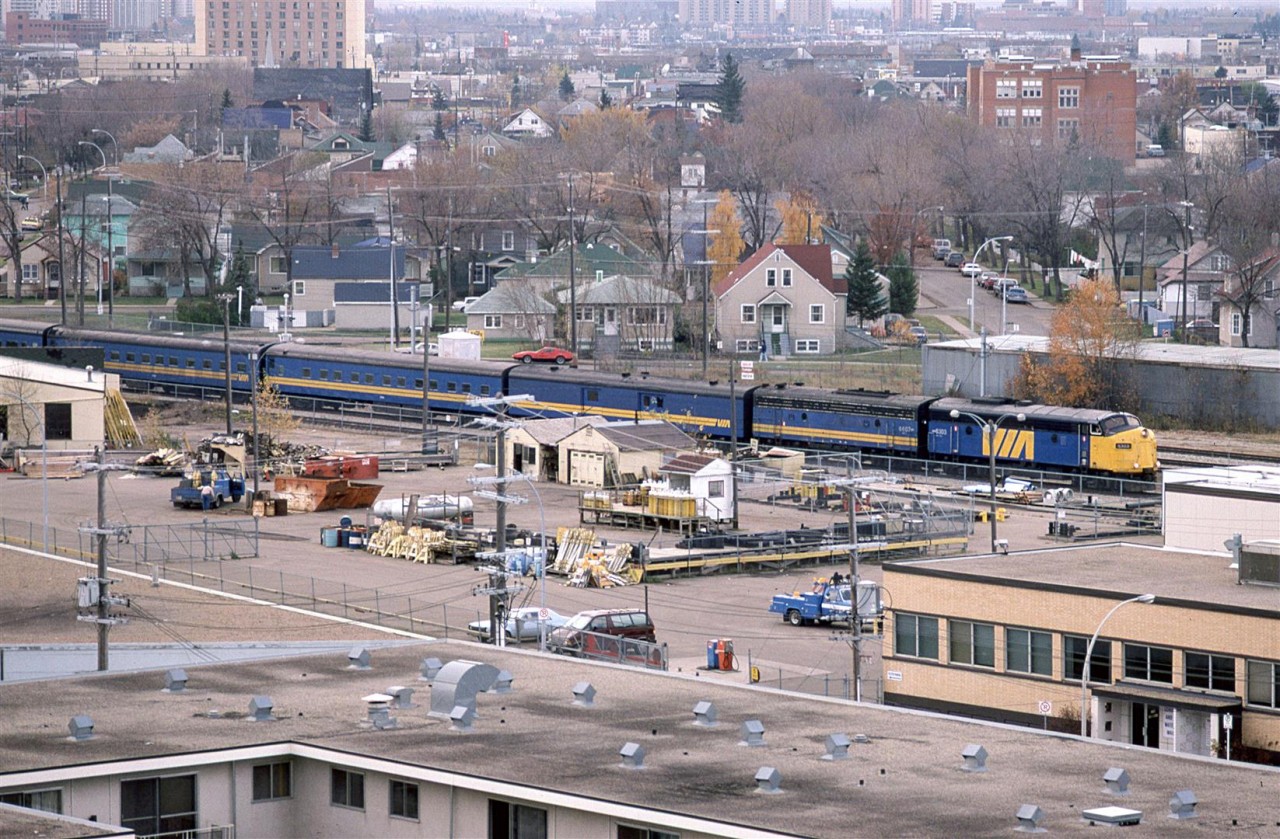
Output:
[
  {"xmin": 438, "ymin": 330, "xmax": 482, "ymax": 360},
  {"xmin": 657, "ymin": 453, "xmax": 735, "ymax": 522},
  {"xmin": 504, "ymin": 416, "xmax": 608, "ymax": 482},
  {"xmin": 556, "ymin": 420, "xmax": 697, "ymax": 488}
]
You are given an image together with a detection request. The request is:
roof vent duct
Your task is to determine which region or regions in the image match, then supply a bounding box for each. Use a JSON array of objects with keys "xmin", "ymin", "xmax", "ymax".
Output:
[
  {"xmin": 619, "ymin": 742, "xmax": 645, "ymax": 769},
  {"xmin": 754, "ymin": 766, "xmax": 782, "ymax": 794},
  {"xmin": 420, "ymin": 657, "xmax": 444, "ymax": 682},
  {"xmin": 1082, "ymin": 806, "xmax": 1142, "ymax": 827},
  {"xmin": 960, "ymin": 744, "xmax": 988, "ymax": 773},
  {"xmin": 572, "ymin": 682, "xmax": 596, "ymax": 707},
  {"xmin": 1103, "ymin": 767, "xmax": 1130, "ymax": 795},
  {"xmin": 1169, "ymin": 790, "xmax": 1198, "ymax": 820},
  {"xmin": 362, "ymin": 694, "xmax": 398, "ymax": 730},
  {"xmin": 740, "ymin": 720, "xmax": 765, "ymax": 747},
  {"xmin": 1015, "ymin": 804, "xmax": 1046, "ymax": 833},
  {"xmin": 248, "ymin": 695, "xmax": 275, "ymax": 722},
  {"xmin": 490, "ymin": 670, "xmax": 514, "ymax": 694},
  {"xmin": 68, "ymin": 715, "xmax": 94, "ymax": 741},
  {"xmin": 386, "ymin": 686, "xmax": 415, "ymax": 709},
  {"xmin": 347, "ymin": 646, "xmax": 372, "ymax": 670},
  {"xmin": 823, "ymin": 733, "xmax": 851, "ymax": 760},
  {"xmin": 450, "ymin": 704, "xmax": 476, "ymax": 732},
  {"xmin": 163, "ymin": 669, "xmax": 188, "ymax": 693},
  {"xmin": 429, "ymin": 660, "xmax": 498, "ymax": 720},
  {"xmin": 692, "ymin": 700, "xmax": 718, "ymax": 727}
]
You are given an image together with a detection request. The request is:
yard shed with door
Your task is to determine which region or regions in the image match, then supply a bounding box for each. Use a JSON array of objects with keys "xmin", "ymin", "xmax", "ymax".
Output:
[
  {"xmin": 557, "ymin": 420, "xmax": 697, "ymax": 487},
  {"xmin": 504, "ymin": 415, "xmax": 608, "ymax": 482},
  {"xmin": 657, "ymin": 453, "xmax": 734, "ymax": 522}
]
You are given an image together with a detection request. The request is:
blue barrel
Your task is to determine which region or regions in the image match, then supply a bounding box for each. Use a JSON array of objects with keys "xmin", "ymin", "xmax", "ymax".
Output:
[
  {"xmin": 320, "ymin": 528, "xmax": 339, "ymax": 548},
  {"xmin": 347, "ymin": 532, "xmax": 365, "ymax": 549},
  {"xmin": 707, "ymin": 640, "xmax": 718, "ymax": 670}
]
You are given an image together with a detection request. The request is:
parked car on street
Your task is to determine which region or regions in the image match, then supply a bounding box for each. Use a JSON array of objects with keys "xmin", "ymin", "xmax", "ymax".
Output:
[
  {"xmin": 977, "ymin": 272, "xmax": 1000, "ymax": 290},
  {"xmin": 548, "ymin": 608, "xmax": 656, "ymax": 655},
  {"xmin": 513, "ymin": 346, "xmax": 574, "ymax": 365},
  {"xmin": 944, "ymin": 252, "xmax": 965, "ymax": 268},
  {"xmin": 20, "ymin": 216, "xmax": 42, "ymax": 231},
  {"xmin": 395, "ymin": 341, "xmax": 439, "ymax": 355},
  {"xmin": 1003, "ymin": 286, "xmax": 1030, "ymax": 304},
  {"xmin": 467, "ymin": 606, "xmax": 568, "ymax": 642},
  {"xmin": 961, "ymin": 262, "xmax": 983, "ymax": 277},
  {"xmin": 451, "ymin": 296, "xmax": 480, "ymax": 312},
  {"xmin": 991, "ymin": 277, "xmax": 1021, "ymax": 296}
]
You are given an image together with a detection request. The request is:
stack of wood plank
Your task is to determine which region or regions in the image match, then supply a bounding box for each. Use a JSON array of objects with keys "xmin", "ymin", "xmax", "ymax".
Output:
[
  {"xmin": 365, "ymin": 521, "xmax": 455, "ymax": 563},
  {"xmin": 104, "ymin": 389, "xmax": 141, "ymax": 449}
]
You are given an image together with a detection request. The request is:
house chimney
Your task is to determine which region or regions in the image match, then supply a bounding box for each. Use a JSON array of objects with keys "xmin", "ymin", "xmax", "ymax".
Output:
[{"xmin": 331, "ymin": 244, "xmax": 340, "ymax": 259}]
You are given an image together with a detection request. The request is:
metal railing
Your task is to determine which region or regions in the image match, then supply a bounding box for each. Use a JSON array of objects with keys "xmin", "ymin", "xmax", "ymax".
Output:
[
  {"xmin": 142, "ymin": 825, "xmax": 234, "ymax": 839},
  {"xmin": 547, "ymin": 630, "xmax": 669, "ymax": 672}
]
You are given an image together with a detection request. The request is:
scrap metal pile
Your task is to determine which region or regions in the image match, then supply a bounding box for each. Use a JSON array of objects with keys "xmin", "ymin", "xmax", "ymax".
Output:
[{"xmin": 550, "ymin": 527, "xmax": 641, "ymax": 588}]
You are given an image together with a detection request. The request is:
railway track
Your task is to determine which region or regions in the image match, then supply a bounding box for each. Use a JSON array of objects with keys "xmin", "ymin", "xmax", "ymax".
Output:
[{"xmin": 1159, "ymin": 445, "xmax": 1280, "ymax": 470}]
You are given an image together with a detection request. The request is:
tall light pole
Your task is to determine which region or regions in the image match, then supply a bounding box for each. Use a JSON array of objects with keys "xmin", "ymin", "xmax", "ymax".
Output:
[
  {"xmin": 77, "ymin": 140, "xmax": 107, "ymax": 318},
  {"xmin": 692, "ymin": 197, "xmax": 719, "ymax": 378},
  {"xmin": 90, "ymin": 128, "xmax": 118, "ymax": 166},
  {"xmin": 970, "ymin": 236, "xmax": 1012, "ymax": 334},
  {"xmin": 1080, "ymin": 594, "xmax": 1156, "ymax": 738},
  {"xmin": 1176, "ymin": 200, "xmax": 1194, "ymax": 341},
  {"xmin": 949, "ymin": 408, "xmax": 1025, "ymax": 552},
  {"xmin": 17, "ymin": 154, "xmax": 45, "ymax": 200},
  {"xmin": 217, "ymin": 293, "xmax": 233, "ymax": 433},
  {"xmin": 249, "ymin": 350, "xmax": 260, "ymax": 503}
]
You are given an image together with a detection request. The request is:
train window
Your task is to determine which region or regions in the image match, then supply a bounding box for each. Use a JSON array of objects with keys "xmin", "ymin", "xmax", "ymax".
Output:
[
  {"xmin": 319, "ymin": 370, "xmax": 329, "ymax": 380},
  {"xmin": 301, "ymin": 367, "xmax": 311, "ymax": 377},
  {"xmin": 429, "ymin": 379, "xmax": 437, "ymax": 389},
  {"xmin": 480, "ymin": 385, "xmax": 491, "ymax": 396},
  {"xmin": 141, "ymin": 354, "xmax": 151, "ymax": 363},
  {"xmin": 349, "ymin": 372, "xmax": 359, "ymax": 383},
  {"xmin": 186, "ymin": 359, "xmax": 196, "ymax": 368},
  {"xmin": 801, "ymin": 412, "xmax": 808, "ymax": 421},
  {"xmin": 447, "ymin": 382, "xmax": 457, "ymax": 393},
  {"xmin": 462, "ymin": 384, "xmax": 472, "ymax": 394},
  {"xmin": 364, "ymin": 374, "xmax": 374, "ymax": 385},
  {"xmin": 236, "ymin": 363, "xmax": 246, "ymax": 373},
  {"xmin": 414, "ymin": 379, "xmax": 424, "ymax": 389},
  {"xmin": 109, "ymin": 351, "xmax": 120, "ymax": 361},
  {"xmin": 874, "ymin": 419, "xmax": 881, "ymax": 428},
  {"xmin": 396, "ymin": 377, "xmax": 406, "ymax": 387},
  {"xmin": 644, "ymin": 395, "xmax": 664, "ymax": 409},
  {"xmin": 125, "ymin": 353, "xmax": 135, "ymax": 362},
  {"xmin": 218, "ymin": 362, "xmax": 226, "ymax": 372},
  {"xmin": 381, "ymin": 375, "xmax": 391, "ymax": 386},
  {"xmin": 169, "ymin": 357, "xmax": 177, "ymax": 366},
  {"xmin": 1051, "ymin": 434, "xmax": 1059, "ymax": 444},
  {"xmin": 586, "ymin": 389, "xmax": 599, "ymax": 402},
  {"xmin": 1089, "ymin": 424, "xmax": 1101, "ymax": 435}
]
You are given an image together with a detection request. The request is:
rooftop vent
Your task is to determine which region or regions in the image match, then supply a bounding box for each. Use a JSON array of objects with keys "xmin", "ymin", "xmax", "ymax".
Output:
[
  {"xmin": 490, "ymin": 670, "xmax": 514, "ymax": 694},
  {"xmin": 572, "ymin": 682, "xmax": 596, "ymax": 707},
  {"xmin": 1082, "ymin": 805, "xmax": 1142, "ymax": 827},
  {"xmin": 619, "ymin": 742, "xmax": 645, "ymax": 769},
  {"xmin": 450, "ymin": 704, "xmax": 476, "ymax": 732},
  {"xmin": 429, "ymin": 660, "xmax": 498, "ymax": 720},
  {"xmin": 1103, "ymin": 767, "xmax": 1130, "ymax": 795},
  {"xmin": 740, "ymin": 720, "xmax": 765, "ymax": 747},
  {"xmin": 420, "ymin": 657, "xmax": 444, "ymax": 681},
  {"xmin": 960, "ymin": 744, "xmax": 988, "ymax": 773},
  {"xmin": 163, "ymin": 669, "xmax": 188, "ymax": 693},
  {"xmin": 823, "ymin": 733, "xmax": 851, "ymax": 761},
  {"xmin": 754, "ymin": 766, "xmax": 782, "ymax": 794},
  {"xmin": 386, "ymin": 686, "xmax": 415, "ymax": 709},
  {"xmin": 1169, "ymin": 790, "xmax": 1197, "ymax": 820},
  {"xmin": 1239, "ymin": 540, "xmax": 1280, "ymax": 586},
  {"xmin": 248, "ymin": 695, "xmax": 274, "ymax": 722},
  {"xmin": 692, "ymin": 700, "xmax": 717, "ymax": 727},
  {"xmin": 68, "ymin": 715, "xmax": 94, "ymax": 741},
  {"xmin": 1015, "ymin": 804, "xmax": 1046, "ymax": 833},
  {"xmin": 362, "ymin": 693, "xmax": 398, "ymax": 730},
  {"xmin": 347, "ymin": 646, "xmax": 372, "ymax": 670}
]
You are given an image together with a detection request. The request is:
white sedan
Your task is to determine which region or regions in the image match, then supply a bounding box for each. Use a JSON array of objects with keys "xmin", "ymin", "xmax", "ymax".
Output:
[
  {"xmin": 961, "ymin": 262, "xmax": 983, "ymax": 277},
  {"xmin": 467, "ymin": 607, "xmax": 568, "ymax": 643}
]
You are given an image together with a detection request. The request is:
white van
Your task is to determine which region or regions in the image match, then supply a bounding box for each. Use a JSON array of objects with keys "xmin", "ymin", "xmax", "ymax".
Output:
[{"xmin": 1146, "ymin": 144, "xmax": 1165, "ymax": 158}]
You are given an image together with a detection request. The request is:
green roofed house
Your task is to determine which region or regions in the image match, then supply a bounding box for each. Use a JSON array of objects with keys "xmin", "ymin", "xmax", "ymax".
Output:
[{"xmin": 494, "ymin": 242, "xmax": 654, "ymax": 297}]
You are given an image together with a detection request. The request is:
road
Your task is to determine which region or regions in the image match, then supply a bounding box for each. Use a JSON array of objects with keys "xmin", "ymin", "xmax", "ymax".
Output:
[{"xmin": 914, "ymin": 257, "xmax": 1056, "ymax": 338}]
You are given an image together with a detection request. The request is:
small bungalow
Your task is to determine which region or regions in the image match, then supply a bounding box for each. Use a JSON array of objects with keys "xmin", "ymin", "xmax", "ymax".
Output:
[
  {"xmin": 560, "ymin": 274, "xmax": 681, "ymax": 352},
  {"xmin": 503, "ymin": 415, "xmax": 609, "ymax": 482},
  {"xmin": 464, "ymin": 284, "xmax": 556, "ymax": 342},
  {"xmin": 0, "ymin": 232, "xmax": 71, "ymax": 300}
]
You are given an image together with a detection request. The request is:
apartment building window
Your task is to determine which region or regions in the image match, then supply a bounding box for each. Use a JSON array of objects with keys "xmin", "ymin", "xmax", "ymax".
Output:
[
  {"xmin": 0, "ymin": 789, "xmax": 62, "ymax": 814},
  {"xmin": 1022, "ymin": 108, "xmax": 1042, "ymax": 128},
  {"xmin": 1006, "ymin": 628, "xmax": 1052, "ymax": 676},
  {"xmin": 766, "ymin": 268, "xmax": 777, "ymax": 286},
  {"xmin": 1185, "ymin": 652, "xmax": 1235, "ymax": 691},
  {"xmin": 489, "ymin": 799, "xmax": 547, "ymax": 839},
  {"xmin": 949, "ymin": 620, "xmax": 995, "ymax": 668},
  {"xmin": 794, "ymin": 339, "xmax": 820, "ymax": 353},
  {"xmin": 252, "ymin": 761, "xmax": 292, "ymax": 801},
  {"xmin": 740, "ymin": 304, "xmax": 756, "ymax": 323},
  {"xmin": 781, "ymin": 268, "xmax": 793, "ymax": 286},
  {"xmin": 330, "ymin": 768, "xmax": 364, "ymax": 810},
  {"xmin": 995, "ymin": 107, "xmax": 1016, "ymax": 128},
  {"xmin": 618, "ymin": 827, "xmax": 679, "ymax": 839},
  {"xmin": 894, "ymin": 613, "xmax": 939, "ymax": 660},
  {"xmin": 1021, "ymin": 78, "xmax": 1042, "ymax": 98},
  {"xmin": 389, "ymin": 780, "xmax": 419, "ymax": 820},
  {"xmin": 1246, "ymin": 660, "xmax": 1280, "ymax": 708},
  {"xmin": 1057, "ymin": 118, "xmax": 1079, "ymax": 140},
  {"xmin": 995, "ymin": 78, "xmax": 1017, "ymax": 99},
  {"xmin": 1123, "ymin": 643, "xmax": 1173, "ymax": 684},
  {"xmin": 1058, "ymin": 85, "xmax": 1080, "ymax": 108},
  {"xmin": 1064, "ymin": 635, "xmax": 1111, "ymax": 682},
  {"xmin": 735, "ymin": 339, "xmax": 759, "ymax": 352},
  {"xmin": 484, "ymin": 315, "xmax": 502, "ymax": 329},
  {"xmin": 502, "ymin": 230, "xmax": 515, "ymax": 251},
  {"xmin": 120, "ymin": 775, "xmax": 197, "ymax": 836},
  {"xmin": 809, "ymin": 304, "xmax": 824, "ymax": 324}
]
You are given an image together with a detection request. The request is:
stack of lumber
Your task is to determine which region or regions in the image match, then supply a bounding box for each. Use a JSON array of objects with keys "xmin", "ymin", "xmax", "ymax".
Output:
[
  {"xmin": 365, "ymin": 521, "xmax": 454, "ymax": 563},
  {"xmin": 105, "ymin": 389, "xmax": 141, "ymax": 449}
]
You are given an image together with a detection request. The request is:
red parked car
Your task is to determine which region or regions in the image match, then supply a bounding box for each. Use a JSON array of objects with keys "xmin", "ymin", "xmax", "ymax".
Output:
[{"xmin": 512, "ymin": 346, "xmax": 574, "ymax": 365}]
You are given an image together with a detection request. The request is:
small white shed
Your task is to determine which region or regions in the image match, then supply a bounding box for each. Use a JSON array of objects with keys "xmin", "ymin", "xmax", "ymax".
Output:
[
  {"xmin": 658, "ymin": 453, "xmax": 735, "ymax": 522},
  {"xmin": 438, "ymin": 329, "xmax": 482, "ymax": 360}
]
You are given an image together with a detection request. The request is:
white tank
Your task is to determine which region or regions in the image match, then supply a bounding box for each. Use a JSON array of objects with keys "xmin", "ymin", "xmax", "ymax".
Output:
[{"xmin": 372, "ymin": 495, "xmax": 474, "ymax": 520}]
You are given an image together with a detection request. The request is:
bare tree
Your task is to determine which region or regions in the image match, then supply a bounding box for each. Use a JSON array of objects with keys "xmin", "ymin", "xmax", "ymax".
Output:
[
  {"xmin": 0, "ymin": 365, "xmax": 42, "ymax": 446},
  {"xmin": 1216, "ymin": 166, "xmax": 1280, "ymax": 347},
  {"xmin": 0, "ymin": 194, "xmax": 28, "ymax": 303}
]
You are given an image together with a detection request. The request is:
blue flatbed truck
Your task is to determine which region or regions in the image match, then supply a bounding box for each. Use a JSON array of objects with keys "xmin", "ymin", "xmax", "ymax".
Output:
[
  {"xmin": 170, "ymin": 469, "xmax": 245, "ymax": 509},
  {"xmin": 769, "ymin": 580, "xmax": 853, "ymax": 627}
]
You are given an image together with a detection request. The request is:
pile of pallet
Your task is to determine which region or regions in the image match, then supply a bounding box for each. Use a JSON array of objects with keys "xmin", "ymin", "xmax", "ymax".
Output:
[
  {"xmin": 135, "ymin": 448, "xmax": 187, "ymax": 475},
  {"xmin": 365, "ymin": 521, "xmax": 454, "ymax": 563}
]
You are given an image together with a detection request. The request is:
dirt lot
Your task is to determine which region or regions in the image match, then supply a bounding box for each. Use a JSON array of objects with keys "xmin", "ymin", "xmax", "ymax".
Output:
[{"xmin": 0, "ymin": 405, "xmax": 1140, "ymax": 700}]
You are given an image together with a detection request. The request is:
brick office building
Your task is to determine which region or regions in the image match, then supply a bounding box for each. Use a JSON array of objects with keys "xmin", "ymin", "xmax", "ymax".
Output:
[{"xmin": 966, "ymin": 52, "xmax": 1138, "ymax": 160}]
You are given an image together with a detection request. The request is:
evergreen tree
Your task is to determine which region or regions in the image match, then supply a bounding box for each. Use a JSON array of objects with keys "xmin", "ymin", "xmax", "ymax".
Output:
[
  {"xmin": 510, "ymin": 72, "xmax": 521, "ymax": 108},
  {"xmin": 226, "ymin": 242, "xmax": 252, "ymax": 324},
  {"xmin": 559, "ymin": 71, "xmax": 576, "ymax": 101},
  {"xmin": 887, "ymin": 252, "xmax": 918, "ymax": 317},
  {"xmin": 358, "ymin": 108, "xmax": 374, "ymax": 142},
  {"xmin": 431, "ymin": 86, "xmax": 447, "ymax": 110},
  {"xmin": 600, "ymin": 88, "xmax": 612, "ymax": 109},
  {"xmin": 845, "ymin": 240, "xmax": 887, "ymax": 326},
  {"xmin": 220, "ymin": 88, "xmax": 233, "ymax": 110},
  {"xmin": 433, "ymin": 112, "xmax": 447, "ymax": 142},
  {"xmin": 716, "ymin": 53, "xmax": 745, "ymax": 124}
]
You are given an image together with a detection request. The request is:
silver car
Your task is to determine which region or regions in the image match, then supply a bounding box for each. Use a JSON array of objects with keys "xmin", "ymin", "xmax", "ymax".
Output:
[{"xmin": 467, "ymin": 606, "xmax": 567, "ymax": 643}]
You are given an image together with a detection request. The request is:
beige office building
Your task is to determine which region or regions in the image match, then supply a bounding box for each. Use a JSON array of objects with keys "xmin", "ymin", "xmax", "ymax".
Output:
[{"xmin": 195, "ymin": 0, "xmax": 369, "ymax": 69}]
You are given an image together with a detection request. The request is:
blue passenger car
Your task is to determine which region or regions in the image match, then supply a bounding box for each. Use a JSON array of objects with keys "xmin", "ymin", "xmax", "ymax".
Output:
[
  {"xmin": 506, "ymin": 367, "xmax": 747, "ymax": 440},
  {"xmin": 0, "ymin": 318, "xmax": 54, "ymax": 348},
  {"xmin": 750, "ymin": 387, "xmax": 933, "ymax": 456},
  {"xmin": 50, "ymin": 328, "xmax": 268, "ymax": 395},
  {"xmin": 263, "ymin": 344, "xmax": 512, "ymax": 414},
  {"xmin": 926, "ymin": 398, "xmax": 1108, "ymax": 471}
]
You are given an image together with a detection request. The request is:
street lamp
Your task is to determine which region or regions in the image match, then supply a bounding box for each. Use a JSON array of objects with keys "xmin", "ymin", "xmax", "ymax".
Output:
[
  {"xmin": 970, "ymin": 236, "xmax": 1013, "ymax": 334},
  {"xmin": 90, "ymin": 128, "xmax": 118, "ymax": 166},
  {"xmin": 77, "ymin": 140, "xmax": 112, "ymax": 324},
  {"xmin": 17, "ymin": 154, "xmax": 46, "ymax": 200},
  {"xmin": 1079, "ymin": 593, "xmax": 1156, "ymax": 738},
  {"xmin": 949, "ymin": 408, "xmax": 1025, "ymax": 552}
]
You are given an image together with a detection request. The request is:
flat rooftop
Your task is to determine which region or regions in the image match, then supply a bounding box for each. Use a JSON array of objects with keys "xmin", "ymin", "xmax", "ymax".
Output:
[
  {"xmin": 931, "ymin": 335, "xmax": 1280, "ymax": 372},
  {"xmin": 2, "ymin": 640, "xmax": 1277, "ymax": 836},
  {"xmin": 893, "ymin": 543, "xmax": 1280, "ymax": 615}
]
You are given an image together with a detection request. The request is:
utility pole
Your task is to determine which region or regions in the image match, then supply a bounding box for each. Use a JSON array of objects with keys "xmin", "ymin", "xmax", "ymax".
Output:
[
  {"xmin": 387, "ymin": 184, "xmax": 399, "ymax": 350},
  {"xmin": 846, "ymin": 461, "xmax": 862, "ymax": 703},
  {"xmin": 56, "ymin": 165, "xmax": 65, "ymax": 325},
  {"xmin": 422, "ymin": 307, "xmax": 434, "ymax": 454},
  {"xmin": 567, "ymin": 174, "xmax": 577, "ymax": 357},
  {"xmin": 728, "ymin": 356, "xmax": 739, "ymax": 528},
  {"xmin": 219, "ymin": 294, "xmax": 233, "ymax": 433},
  {"xmin": 105, "ymin": 176, "xmax": 113, "ymax": 328},
  {"xmin": 78, "ymin": 192, "xmax": 86, "ymax": 325},
  {"xmin": 96, "ymin": 446, "xmax": 108, "ymax": 670},
  {"xmin": 702, "ymin": 199, "xmax": 710, "ymax": 378}
]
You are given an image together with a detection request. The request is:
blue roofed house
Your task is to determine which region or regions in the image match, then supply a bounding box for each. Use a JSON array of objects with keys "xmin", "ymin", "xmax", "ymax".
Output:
[{"xmin": 289, "ymin": 240, "xmax": 424, "ymax": 329}]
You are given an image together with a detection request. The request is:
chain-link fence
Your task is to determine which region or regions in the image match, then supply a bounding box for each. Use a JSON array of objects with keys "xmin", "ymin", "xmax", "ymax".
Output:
[{"xmin": 0, "ymin": 516, "xmax": 260, "ymax": 565}]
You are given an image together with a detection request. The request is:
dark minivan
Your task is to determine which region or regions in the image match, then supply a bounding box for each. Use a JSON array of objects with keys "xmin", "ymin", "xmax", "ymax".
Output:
[{"xmin": 549, "ymin": 608, "xmax": 656, "ymax": 655}]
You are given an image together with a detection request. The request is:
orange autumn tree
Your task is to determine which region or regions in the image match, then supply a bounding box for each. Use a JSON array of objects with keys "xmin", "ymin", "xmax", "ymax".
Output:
[
  {"xmin": 706, "ymin": 190, "xmax": 745, "ymax": 287},
  {"xmin": 1011, "ymin": 278, "xmax": 1141, "ymax": 409},
  {"xmin": 774, "ymin": 192, "xmax": 824, "ymax": 245}
]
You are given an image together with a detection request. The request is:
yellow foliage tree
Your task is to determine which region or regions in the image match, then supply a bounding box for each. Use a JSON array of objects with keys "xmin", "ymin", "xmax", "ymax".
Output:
[
  {"xmin": 1011, "ymin": 279, "xmax": 1141, "ymax": 409},
  {"xmin": 774, "ymin": 192, "xmax": 824, "ymax": 245},
  {"xmin": 254, "ymin": 376, "xmax": 302, "ymax": 446},
  {"xmin": 706, "ymin": 190, "xmax": 745, "ymax": 287}
]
